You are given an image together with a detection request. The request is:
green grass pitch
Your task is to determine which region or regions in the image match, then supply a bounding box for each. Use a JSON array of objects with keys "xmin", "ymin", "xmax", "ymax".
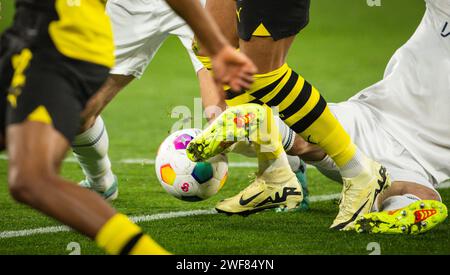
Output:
[{"xmin": 0, "ymin": 0, "xmax": 449, "ymax": 255}]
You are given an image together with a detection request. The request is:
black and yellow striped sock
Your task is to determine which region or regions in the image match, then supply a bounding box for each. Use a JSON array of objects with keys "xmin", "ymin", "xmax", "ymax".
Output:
[
  {"xmin": 96, "ymin": 214, "xmax": 170, "ymax": 255},
  {"xmin": 245, "ymin": 64, "xmax": 356, "ymax": 168},
  {"xmin": 195, "ymin": 56, "xmax": 357, "ymax": 168}
]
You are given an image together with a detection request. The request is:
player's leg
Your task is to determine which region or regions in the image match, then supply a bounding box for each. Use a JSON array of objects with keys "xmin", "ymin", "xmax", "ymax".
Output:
[
  {"xmin": 180, "ymin": 0, "xmax": 299, "ymax": 200},
  {"xmin": 376, "ymin": 182, "xmax": 441, "ymax": 205},
  {"xmin": 74, "ymin": 0, "xmax": 169, "ymax": 198},
  {"xmin": 298, "ymin": 140, "xmax": 449, "ymax": 234},
  {"xmin": 0, "ymin": 55, "xmax": 7, "ymax": 150},
  {"xmin": 237, "ymin": 11, "xmax": 360, "ymax": 176},
  {"xmin": 356, "ymin": 139, "xmax": 447, "ymax": 234},
  {"xmin": 190, "ymin": 64, "xmax": 307, "ymax": 213},
  {"xmin": 291, "ymin": 102, "xmax": 447, "ymax": 234},
  {"xmin": 234, "ymin": 0, "xmax": 389, "ymax": 229},
  {"xmin": 280, "ymin": 122, "xmax": 309, "ymax": 211},
  {"xmin": 270, "ymin": 122, "xmax": 310, "ymax": 211},
  {"xmin": 355, "ymin": 181, "xmax": 447, "ymax": 234},
  {"xmin": 192, "ymin": 0, "xmax": 389, "ymax": 223},
  {"xmin": 194, "ymin": 0, "xmax": 239, "ymax": 55},
  {"xmin": 224, "ymin": 117, "xmax": 310, "ymax": 211},
  {"xmin": 0, "ymin": 89, "xmax": 5, "ymax": 151},
  {"xmin": 188, "ymin": 103, "xmax": 303, "ymax": 214},
  {"xmin": 188, "ymin": 0, "xmax": 306, "ymax": 214},
  {"xmin": 8, "ymin": 122, "xmax": 168, "ymax": 254},
  {"xmin": 4, "ymin": 47, "xmax": 168, "ymax": 254},
  {"xmin": 73, "ymin": 75, "xmax": 134, "ymax": 200},
  {"xmin": 2, "ymin": 0, "xmax": 176, "ymax": 254},
  {"xmin": 73, "ymin": 116, "xmax": 117, "ymax": 201},
  {"xmin": 7, "ymin": 121, "xmax": 116, "ymax": 238},
  {"xmin": 0, "ymin": 26, "xmax": 18, "ymax": 151},
  {"xmin": 288, "ymin": 130, "xmax": 448, "ymax": 232}
]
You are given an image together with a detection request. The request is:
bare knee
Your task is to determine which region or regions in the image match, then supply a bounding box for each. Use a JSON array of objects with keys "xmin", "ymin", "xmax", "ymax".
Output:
[
  {"xmin": 8, "ymin": 166, "xmax": 51, "ymax": 205},
  {"xmin": 383, "ymin": 181, "xmax": 441, "ymax": 202},
  {"xmin": 287, "ymin": 136, "xmax": 310, "ymax": 156},
  {"xmin": 287, "ymin": 135, "xmax": 326, "ymax": 162},
  {"xmin": 402, "ymin": 184, "xmax": 441, "ymax": 201}
]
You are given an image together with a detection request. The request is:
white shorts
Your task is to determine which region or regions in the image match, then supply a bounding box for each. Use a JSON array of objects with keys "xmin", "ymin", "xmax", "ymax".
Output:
[
  {"xmin": 106, "ymin": 0, "xmax": 205, "ymax": 79},
  {"xmin": 329, "ymin": 101, "xmax": 439, "ymax": 193}
]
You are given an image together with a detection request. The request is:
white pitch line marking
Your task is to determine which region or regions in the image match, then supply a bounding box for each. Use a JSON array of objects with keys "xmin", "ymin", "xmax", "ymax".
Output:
[
  {"xmin": 0, "ymin": 193, "xmax": 340, "ymax": 239},
  {"xmin": 0, "ymin": 155, "xmax": 319, "ymax": 169},
  {"xmin": 0, "ymin": 226, "xmax": 71, "ymax": 239},
  {"xmin": 309, "ymin": 193, "xmax": 341, "ymax": 202},
  {"xmin": 2, "ymin": 182, "xmax": 449, "ymax": 240},
  {"xmin": 119, "ymin": 158, "xmax": 262, "ymax": 168},
  {"xmin": 131, "ymin": 209, "xmax": 218, "ymax": 224}
]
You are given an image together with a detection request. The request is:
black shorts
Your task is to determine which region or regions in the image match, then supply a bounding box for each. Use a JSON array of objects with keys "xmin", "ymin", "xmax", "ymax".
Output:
[
  {"xmin": 0, "ymin": 85, "xmax": 5, "ymax": 150},
  {"xmin": 0, "ymin": 7, "xmax": 109, "ymax": 143},
  {"xmin": 236, "ymin": 0, "xmax": 311, "ymax": 41}
]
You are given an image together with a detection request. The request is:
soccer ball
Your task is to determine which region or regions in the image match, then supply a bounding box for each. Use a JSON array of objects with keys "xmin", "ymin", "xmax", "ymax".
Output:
[{"xmin": 155, "ymin": 128, "xmax": 228, "ymax": 201}]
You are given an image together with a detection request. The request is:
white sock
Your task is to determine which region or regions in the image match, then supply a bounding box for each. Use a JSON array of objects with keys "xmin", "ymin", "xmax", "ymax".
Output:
[
  {"xmin": 72, "ymin": 116, "xmax": 114, "ymax": 192},
  {"xmin": 378, "ymin": 194, "xmax": 421, "ymax": 212},
  {"xmin": 229, "ymin": 141, "xmax": 301, "ymax": 177},
  {"xmin": 307, "ymin": 155, "xmax": 336, "ymax": 171},
  {"xmin": 275, "ymin": 116, "xmax": 296, "ymax": 152},
  {"xmin": 287, "ymin": 155, "xmax": 308, "ymax": 174},
  {"xmin": 307, "ymin": 155, "xmax": 342, "ymax": 183},
  {"xmin": 339, "ymin": 148, "xmax": 368, "ymax": 178},
  {"xmin": 287, "ymin": 155, "xmax": 301, "ymax": 172},
  {"xmin": 258, "ymin": 151, "xmax": 294, "ymax": 183}
]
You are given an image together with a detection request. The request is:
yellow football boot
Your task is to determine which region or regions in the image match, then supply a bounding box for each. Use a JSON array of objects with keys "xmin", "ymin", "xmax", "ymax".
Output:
[
  {"xmin": 355, "ymin": 200, "xmax": 448, "ymax": 234},
  {"xmin": 186, "ymin": 104, "xmax": 266, "ymax": 162},
  {"xmin": 187, "ymin": 103, "xmax": 303, "ymax": 215},
  {"xmin": 215, "ymin": 167, "xmax": 303, "ymax": 216},
  {"xmin": 330, "ymin": 158, "xmax": 391, "ymax": 230}
]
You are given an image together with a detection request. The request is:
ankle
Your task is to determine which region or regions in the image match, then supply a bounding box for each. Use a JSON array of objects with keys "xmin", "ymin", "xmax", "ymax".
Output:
[
  {"xmin": 259, "ymin": 166, "xmax": 295, "ymax": 183},
  {"xmin": 89, "ymin": 170, "xmax": 115, "ymax": 192},
  {"xmin": 339, "ymin": 149, "xmax": 369, "ymax": 178}
]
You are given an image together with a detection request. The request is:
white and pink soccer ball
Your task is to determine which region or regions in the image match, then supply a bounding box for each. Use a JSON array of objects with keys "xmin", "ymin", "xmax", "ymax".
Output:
[{"xmin": 155, "ymin": 128, "xmax": 228, "ymax": 201}]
